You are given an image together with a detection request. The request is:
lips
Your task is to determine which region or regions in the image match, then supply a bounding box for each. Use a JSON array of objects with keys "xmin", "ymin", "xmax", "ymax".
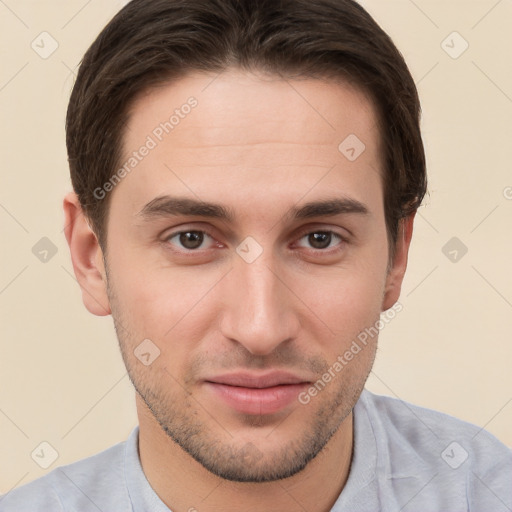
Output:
[{"xmin": 204, "ymin": 371, "xmax": 310, "ymax": 415}]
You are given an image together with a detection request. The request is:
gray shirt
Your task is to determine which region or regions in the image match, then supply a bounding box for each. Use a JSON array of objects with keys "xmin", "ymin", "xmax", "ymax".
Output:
[{"xmin": 1, "ymin": 389, "xmax": 511, "ymax": 511}]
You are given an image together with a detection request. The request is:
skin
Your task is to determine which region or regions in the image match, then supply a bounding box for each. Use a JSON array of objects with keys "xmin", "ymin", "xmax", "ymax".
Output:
[{"xmin": 64, "ymin": 68, "xmax": 414, "ymax": 512}]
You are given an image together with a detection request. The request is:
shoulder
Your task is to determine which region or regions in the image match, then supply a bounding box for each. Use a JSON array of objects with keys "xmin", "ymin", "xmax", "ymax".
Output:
[
  {"xmin": 359, "ymin": 388, "xmax": 511, "ymax": 454},
  {"xmin": 0, "ymin": 435, "xmax": 130, "ymax": 512},
  {"xmin": 357, "ymin": 389, "xmax": 512, "ymax": 510}
]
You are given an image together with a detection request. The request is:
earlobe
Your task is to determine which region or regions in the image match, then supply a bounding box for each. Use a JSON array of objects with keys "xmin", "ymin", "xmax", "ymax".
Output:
[
  {"xmin": 382, "ymin": 212, "xmax": 415, "ymax": 311},
  {"xmin": 63, "ymin": 192, "xmax": 111, "ymax": 316}
]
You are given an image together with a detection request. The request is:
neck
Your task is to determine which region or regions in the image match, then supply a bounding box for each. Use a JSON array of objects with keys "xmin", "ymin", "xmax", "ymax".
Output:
[{"xmin": 136, "ymin": 394, "xmax": 354, "ymax": 512}]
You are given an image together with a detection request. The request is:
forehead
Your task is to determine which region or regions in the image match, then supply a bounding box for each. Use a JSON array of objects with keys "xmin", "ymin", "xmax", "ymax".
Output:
[
  {"xmin": 125, "ymin": 69, "xmax": 380, "ymax": 151},
  {"xmin": 113, "ymin": 68, "xmax": 383, "ymax": 221}
]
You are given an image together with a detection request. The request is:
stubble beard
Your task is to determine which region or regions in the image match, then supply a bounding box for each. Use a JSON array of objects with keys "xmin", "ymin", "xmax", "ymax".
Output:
[{"xmin": 105, "ymin": 266, "xmax": 375, "ymax": 483}]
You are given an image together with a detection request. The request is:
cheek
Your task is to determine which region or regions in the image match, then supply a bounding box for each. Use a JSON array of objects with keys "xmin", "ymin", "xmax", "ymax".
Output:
[
  {"xmin": 298, "ymin": 257, "xmax": 388, "ymax": 348},
  {"xmin": 107, "ymin": 249, "xmax": 222, "ymax": 344}
]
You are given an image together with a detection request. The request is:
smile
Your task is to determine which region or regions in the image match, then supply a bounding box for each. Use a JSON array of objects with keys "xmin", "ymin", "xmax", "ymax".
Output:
[{"xmin": 204, "ymin": 371, "xmax": 310, "ymax": 415}]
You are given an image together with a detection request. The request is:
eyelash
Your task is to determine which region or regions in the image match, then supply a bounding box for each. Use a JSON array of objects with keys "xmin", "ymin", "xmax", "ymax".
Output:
[{"xmin": 163, "ymin": 227, "xmax": 347, "ymax": 255}]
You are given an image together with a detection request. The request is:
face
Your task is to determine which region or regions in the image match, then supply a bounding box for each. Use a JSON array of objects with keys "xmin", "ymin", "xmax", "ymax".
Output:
[{"xmin": 94, "ymin": 69, "xmax": 404, "ymax": 482}]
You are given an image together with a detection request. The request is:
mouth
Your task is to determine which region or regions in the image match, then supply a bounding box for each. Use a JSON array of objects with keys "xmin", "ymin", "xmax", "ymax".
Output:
[{"xmin": 203, "ymin": 371, "xmax": 311, "ymax": 415}]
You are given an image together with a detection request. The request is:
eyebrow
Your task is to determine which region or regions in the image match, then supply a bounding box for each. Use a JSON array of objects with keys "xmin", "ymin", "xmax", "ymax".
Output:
[{"xmin": 136, "ymin": 195, "xmax": 369, "ymax": 223}]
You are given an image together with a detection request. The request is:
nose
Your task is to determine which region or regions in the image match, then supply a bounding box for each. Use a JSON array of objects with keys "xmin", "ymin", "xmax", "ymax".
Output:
[{"xmin": 219, "ymin": 250, "xmax": 300, "ymax": 356}]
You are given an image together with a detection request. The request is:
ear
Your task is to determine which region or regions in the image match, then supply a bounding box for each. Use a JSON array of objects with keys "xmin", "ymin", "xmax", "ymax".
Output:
[
  {"xmin": 382, "ymin": 212, "xmax": 415, "ymax": 311},
  {"xmin": 63, "ymin": 191, "xmax": 111, "ymax": 316}
]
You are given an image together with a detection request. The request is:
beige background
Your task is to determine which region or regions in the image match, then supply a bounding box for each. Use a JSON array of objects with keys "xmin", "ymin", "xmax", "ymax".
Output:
[{"xmin": 1, "ymin": 0, "xmax": 511, "ymax": 493}]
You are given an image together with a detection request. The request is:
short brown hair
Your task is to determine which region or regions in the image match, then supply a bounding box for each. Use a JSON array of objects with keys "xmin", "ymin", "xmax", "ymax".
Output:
[{"xmin": 66, "ymin": 0, "xmax": 427, "ymax": 256}]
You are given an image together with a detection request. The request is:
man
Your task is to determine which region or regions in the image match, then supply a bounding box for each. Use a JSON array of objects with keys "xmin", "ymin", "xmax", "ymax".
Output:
[{"xmin": 1, "ymin": 0, "xmax": 510, "ymax": 510}]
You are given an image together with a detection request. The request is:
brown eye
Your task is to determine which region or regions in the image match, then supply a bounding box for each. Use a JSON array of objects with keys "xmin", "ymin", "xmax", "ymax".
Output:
[
  {"xmin": 308, "ymin": 232, "xmax": 332, "ymax": 249},
  {"xmin": 297, "ymin": 231, "xmax": 343, "ymax": 251},
  {"xmin": 166, "ymin": 230, "xmax": 214, "ymax": 251},
  {"xmin": 179, "ymin": 231, "xmax": 204, "ymax": 249}
]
